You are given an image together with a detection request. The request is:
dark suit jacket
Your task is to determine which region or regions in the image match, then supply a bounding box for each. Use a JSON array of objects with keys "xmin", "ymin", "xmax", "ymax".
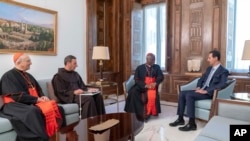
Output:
[{"xmin": 197, "ymin": 65, "xmax": 229, "ymax": 96}]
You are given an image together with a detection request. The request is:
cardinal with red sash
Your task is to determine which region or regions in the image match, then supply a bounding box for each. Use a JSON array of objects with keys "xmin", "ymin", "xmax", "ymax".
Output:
[
  {"xmin": 124, "ymin": 53, "xmax": 164, "ymax": 122},
  {"xmin": 0, "ymin": 53, "xmax": 64, "ymax": 141}
]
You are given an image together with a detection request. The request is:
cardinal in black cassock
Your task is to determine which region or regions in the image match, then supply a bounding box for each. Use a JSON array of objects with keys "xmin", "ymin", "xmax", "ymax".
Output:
[
  {"xmin": 0, "ymin": 53, "xmax": 64, "ymax": 141},
  {"xmin": 124, "ymin": 53, "xmax": 164, "ymax": 122}
]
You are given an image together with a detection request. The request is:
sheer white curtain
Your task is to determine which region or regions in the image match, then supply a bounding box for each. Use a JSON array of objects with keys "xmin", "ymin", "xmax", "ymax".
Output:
[
  {"xmin": 143, "ymin": 3, "xmax": 166, "ymax": 70},
  {"xmin": 234, "ymin": 0, "xmax": 250, "ymax": 71}
]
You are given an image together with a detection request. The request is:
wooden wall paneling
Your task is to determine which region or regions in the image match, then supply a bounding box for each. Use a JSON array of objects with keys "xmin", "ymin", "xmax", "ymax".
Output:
[
  {"xmin": 100, "ymin": 0, "xmax": 113, "ymax": 72},
  {"xmin": 169, "ymin": 0, "xmax": 181, "ymax": 74},
  {"xmin": 245, "ymin": 84, "xmax": 250, "ymax": 92},
  {"xmin": 123, "ymin": 0, "xmax": 134, "ymax": 80},
  {"xmin": 160, "ymin": 74, "xmax": 169, "ymax": 100},
  {"xmin": 164, "ymin": 74, "xmax": 198, "ymax": 102},
  {"xmin": 96, "ymin": 0, "xmax": 105, "ymax": 46},
  {"xmin": 181, "ymin": 0, "xmax": 215, "ymax": 75},
  {"xmin": 200, "ymin": 0, "xmax": 213, "ymax": 72},
  {"xmin": 115, "ymin": 0, "xmax": 121, "ymax": 73},
  {"xmin": 166, "ymin": 0, "xmax": 172, "ymax": 72},
  {"xmin": 229, "ymin": 76, "xmax": 250, "ymax": 93},
  {"xmin": 86, "ymin": 0, "xmax": 98, "ymax": 82},
  {"xmin": 112, "ymin": 0, "xmax": 124, "ymax": 94},
  {"xmin": 180, "ymin": 0, "xmax": 190, "ymax": 74},
  {"xmin": 212, "ymin": 6, "xmax": 220, "ymax": 50}
]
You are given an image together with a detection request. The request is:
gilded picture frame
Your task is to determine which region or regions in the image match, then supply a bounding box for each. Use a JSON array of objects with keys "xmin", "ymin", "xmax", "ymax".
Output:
[{"xmin": 0, "ymin": 0, "xmax": 57, "ymax": 55}]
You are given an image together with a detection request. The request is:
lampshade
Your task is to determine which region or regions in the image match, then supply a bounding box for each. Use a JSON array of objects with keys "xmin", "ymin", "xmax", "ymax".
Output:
[
  {"xmin": 92, "ymin": 46, "xmax": 110, "ymax": 60},
  {"xmin": 242, "ymin": 40, "xmax": 250, "ymax": 60}
]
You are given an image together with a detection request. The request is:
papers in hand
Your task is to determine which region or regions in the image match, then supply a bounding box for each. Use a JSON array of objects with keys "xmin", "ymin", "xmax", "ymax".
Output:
[
  {"xmin": 79, "ymin": 91, "xmax": 100, "ymax": 96},
  {"xmin": 89, "ymin": 119, "xmax": 120, "ymax": 132}
]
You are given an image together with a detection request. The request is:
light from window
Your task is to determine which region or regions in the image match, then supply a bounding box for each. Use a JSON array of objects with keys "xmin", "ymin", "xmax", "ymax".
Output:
[
  {"xmin": 143, "ymin": 3, "xmax": 166, "ymax": 70},
  {"xmin": 227, "ymin": 0, "xmax": 250, "ymax": 72}
]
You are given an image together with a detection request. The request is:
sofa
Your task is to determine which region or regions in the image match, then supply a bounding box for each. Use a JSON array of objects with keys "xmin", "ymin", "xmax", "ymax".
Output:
[
  {"xmin": 195, "ymin": 99, "xmax": 250, "ymax": 141},
  {"xmin": 0, "ymin": 79, "xmax": 80, "ymax": 141}
]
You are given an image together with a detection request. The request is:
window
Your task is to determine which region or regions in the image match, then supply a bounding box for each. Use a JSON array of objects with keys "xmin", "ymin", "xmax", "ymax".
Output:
[
  {"xmin": 131, "ymin": 2, "xmax": 166, "ymax": 70},
  {"xmin": 143, "ymin": 3, "xmax": 166, "ymax": 70},
  {"xmin": 226, "ymin": 0, "xmax": 250, "ymax": 72}
]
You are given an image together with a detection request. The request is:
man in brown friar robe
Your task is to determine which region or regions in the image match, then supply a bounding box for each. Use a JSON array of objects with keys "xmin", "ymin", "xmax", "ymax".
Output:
[
  {"xmin": 124, "ymin": 53, "xmax": 164, "ymax": 122},
  {"xmin": 52, "ymin": 55, "xmax": 106, "ymax": 119},
  {"xmin": 0, "ymin": 53, "xmax": 64, "ymax": 141}
]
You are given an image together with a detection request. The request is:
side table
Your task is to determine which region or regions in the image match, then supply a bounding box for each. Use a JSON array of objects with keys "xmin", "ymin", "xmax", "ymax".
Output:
[
  {"xmin": 230, "ymin": 92, "xmax": 250, "ymax": 102},
  {"xmin": 87, "ymin": 81, "xmax": 119, "ymax": 111}
]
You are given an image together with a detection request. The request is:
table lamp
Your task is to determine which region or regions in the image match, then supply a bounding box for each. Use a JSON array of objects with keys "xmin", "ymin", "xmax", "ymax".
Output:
[
  {"xmin": 92, "ymin": 46, "xmax": 110, "ymax": 82},
  {"xmin": 242, "ymin": 40, "xmax": 250, "ymax": 76}
]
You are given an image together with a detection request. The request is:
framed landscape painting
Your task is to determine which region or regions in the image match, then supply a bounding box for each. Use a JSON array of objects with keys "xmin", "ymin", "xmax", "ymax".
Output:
[{"xmin": 0, "ymin": 0, "xmax": 57, "ymax": 55}]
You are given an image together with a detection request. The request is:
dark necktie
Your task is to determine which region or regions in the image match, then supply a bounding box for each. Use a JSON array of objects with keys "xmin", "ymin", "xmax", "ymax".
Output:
[{"xmin": 201, "ymin": 68, "xmax": 215, "ymax": 89}]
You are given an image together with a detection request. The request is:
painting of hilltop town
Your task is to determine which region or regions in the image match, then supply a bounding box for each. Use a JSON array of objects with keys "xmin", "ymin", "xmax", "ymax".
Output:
[{"xmin": 0, "ymin": 0, "xmax": 57, "ymax": 55}]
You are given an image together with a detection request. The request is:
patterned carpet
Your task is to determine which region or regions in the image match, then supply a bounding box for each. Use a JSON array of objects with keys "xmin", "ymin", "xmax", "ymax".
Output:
[{"xmin": 105, "ymin": 100, "xmax": 207, "ymax": 141}]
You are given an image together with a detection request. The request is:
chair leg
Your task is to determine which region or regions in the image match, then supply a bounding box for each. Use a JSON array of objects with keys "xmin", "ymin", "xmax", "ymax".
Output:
[{"xmin": 66, "ymin": 130, "xmax": 78, "ymax": 141}]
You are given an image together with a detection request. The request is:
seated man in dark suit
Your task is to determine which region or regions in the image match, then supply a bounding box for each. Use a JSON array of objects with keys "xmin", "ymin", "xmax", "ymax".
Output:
[{"xmin": 169, "ymin": 50, "xmax": 229, "ymax": 131}]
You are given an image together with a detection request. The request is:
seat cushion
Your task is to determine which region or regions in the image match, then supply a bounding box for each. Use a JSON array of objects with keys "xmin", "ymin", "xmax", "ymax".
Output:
[
  {"xmin": 64, "ymin": 113, "xmax": 80, "ymax": 126},
  {"xmin": 58, "ymin": 103, "xmax": 79, "ymax": 115},
  {"xmin": 0, "ymin": 130, "xmax": 17, "ymax": 141},
  {"xmin": 198, "ymin": 116, "xmax": 250, "ymax": 141},
  {"xmin": 0, "ymin": 117, "xmax": 13, "ymax": 133},
  {"xmin": 195, "ymin": 99, "xmax": 212, "ymax": 110}
]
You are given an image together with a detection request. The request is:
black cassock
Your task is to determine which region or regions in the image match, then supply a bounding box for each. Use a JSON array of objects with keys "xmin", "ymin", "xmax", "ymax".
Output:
[
  {"xmin": 0, "ymin": 68, "xmax": 65, "ymax": 141},
  {"xmin": 124, "ymin": 64, "xmax": 164, "ymax": 116},
  {"xmin": 52, "ymin": 68, "xmax": 106, "ymax": 119}
]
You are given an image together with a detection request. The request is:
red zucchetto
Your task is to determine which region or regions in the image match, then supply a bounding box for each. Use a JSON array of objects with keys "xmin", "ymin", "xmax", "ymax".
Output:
[{"xmin": 13, "ymin": 52, "xmax": 24, "ymax": 63}]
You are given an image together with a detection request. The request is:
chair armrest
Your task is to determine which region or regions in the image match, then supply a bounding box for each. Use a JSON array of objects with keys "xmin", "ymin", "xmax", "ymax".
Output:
[
  {"xmin": 214, "ymin": 79, "xmax": 236, "ymax": 99},
  {"xmin": 213, "ymin": 99, "xmax": 250, "ymax": 122},
  {"xmin": 123, "ymin": 81, "xmax": 127, "ymax": 99},
  {"xmin": 177, "ymin": 77, "xmax": 200, "ymax": 94},
  {"xmin": 123, "ymin": 75, "xmax": 135, "ymax": 99},
  {"xmin": 208, "ymin": 79, "xmax": 236, "ymax": 120}
]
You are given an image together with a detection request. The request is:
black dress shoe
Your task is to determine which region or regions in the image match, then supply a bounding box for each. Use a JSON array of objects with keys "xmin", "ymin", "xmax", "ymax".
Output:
[
  {"xmin": 178, "ymin": 123, "xmax": 197, "ymax": 131},
  {"xmin": 169, "ymin": 119, "xmax": 185, "ymax": 127},
  {"xmin": 144, "ymin": 115, "xmax": 151, "ymax": 122}
]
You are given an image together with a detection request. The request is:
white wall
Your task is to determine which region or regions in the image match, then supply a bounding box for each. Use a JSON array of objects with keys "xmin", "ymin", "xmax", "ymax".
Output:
[{"xmin": 0, "ymin": 0, "xmax": 87, "ymax": 81}]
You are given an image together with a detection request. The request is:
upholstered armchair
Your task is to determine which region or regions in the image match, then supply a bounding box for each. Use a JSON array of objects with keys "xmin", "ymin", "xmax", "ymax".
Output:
[
  {"xmin": 177, "ymin": 78, "xmax": 236, "ymax": 121},
  {"xmin": 123, "ymin": 75, "xmax": 135, "ymax": 99},
  {"xmin": 123, "ymin": 75, "xmax": 163, "ymax": 99}
]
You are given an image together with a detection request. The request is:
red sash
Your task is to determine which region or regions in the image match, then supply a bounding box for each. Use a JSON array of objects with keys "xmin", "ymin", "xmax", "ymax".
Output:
[
  {"xmin": 145, "ymin": 77, "xmax": 157, "ymax": 116},
  {"xmin": 3, "ymin": 88, "xmax": 61, "ymax": 137}
]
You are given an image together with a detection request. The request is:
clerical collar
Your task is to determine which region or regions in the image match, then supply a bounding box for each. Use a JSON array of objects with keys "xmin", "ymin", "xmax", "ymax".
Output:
[{"xmin": 14, "ymin": 67, "xmax": 25, "ymax": 73}]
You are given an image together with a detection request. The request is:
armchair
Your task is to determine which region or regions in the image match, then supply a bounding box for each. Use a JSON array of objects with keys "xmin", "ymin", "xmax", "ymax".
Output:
[
  {"xmin": 177, "ymin": 78, "xmax": 236, "ymax": 121},
  {"xmin": 195, "ymin": 99, "xmax": 250, "ymax": 141}
]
